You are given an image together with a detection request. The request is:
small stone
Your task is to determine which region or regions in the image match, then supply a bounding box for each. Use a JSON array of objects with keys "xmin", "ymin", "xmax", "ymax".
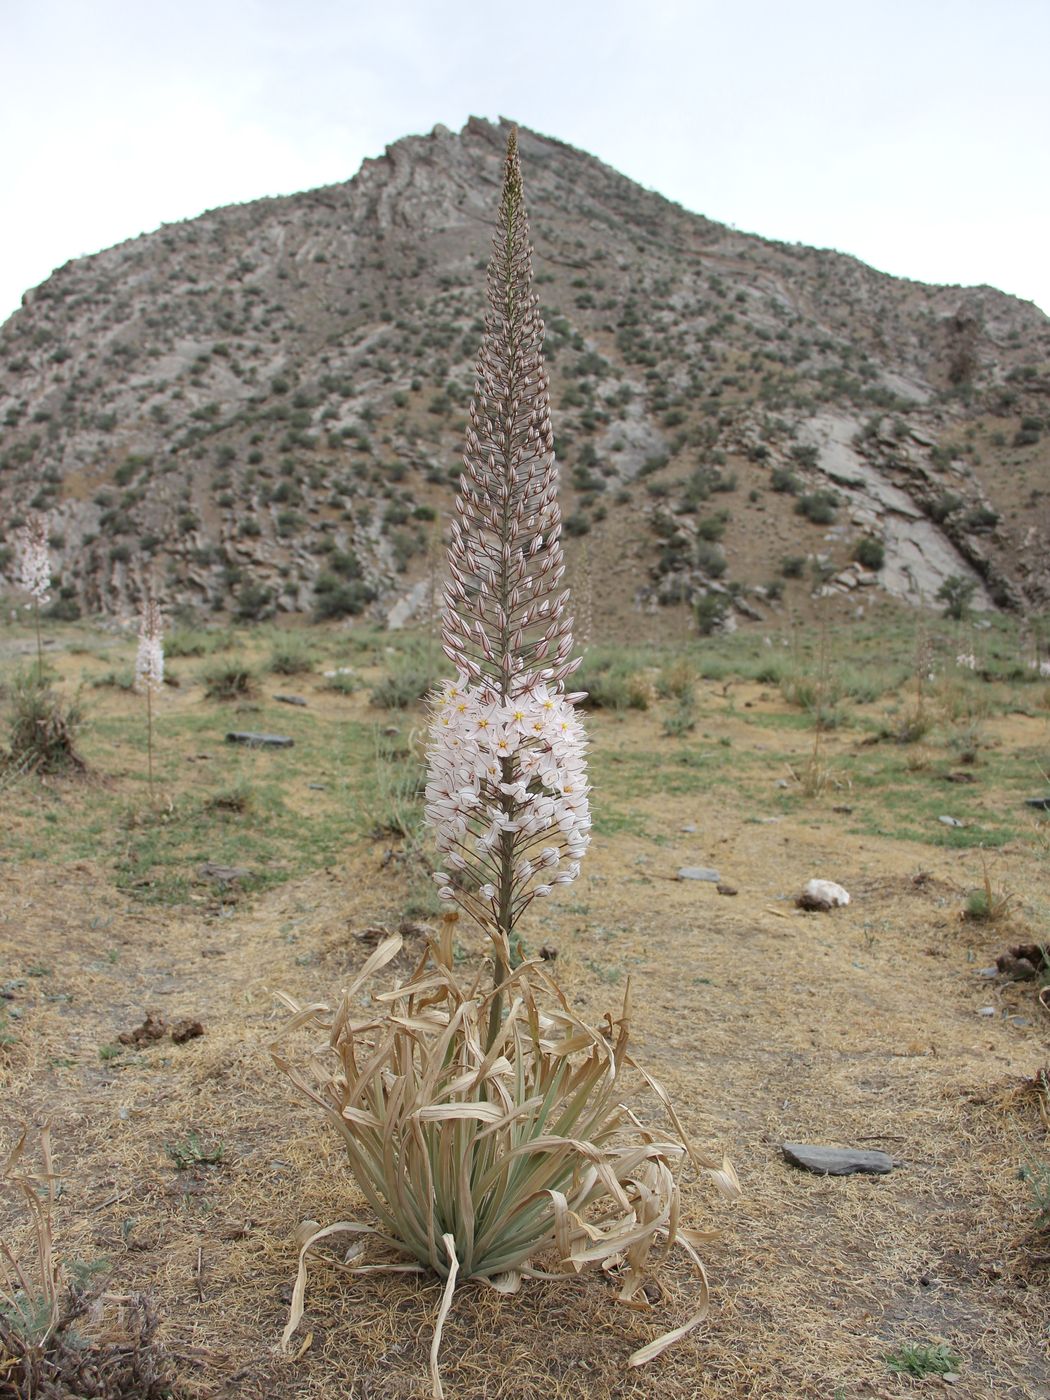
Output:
[
  {"xmin": 308, "ymin": 783, "xmax": 327, "ymax": 790},
  {"xmin": 976, "ymin": 966, "xmax": 999, "ymax": 979},
  {"xmin": 1008, "ymin": 1016, "xmax": 1031, "ymax": 1028},
  {"xmin": 938, "ymin": 815, "xmax": 965, "ymax": 828},
  {"xmin": 1024, "ymin": 796, "xmax": 1050, "ymax": 810},
  {"xmin": 775, "ymin": 778, "xmax": 790, "ymax": 789},
  {"xmin": 226, "ymin": 732, "xmax": 294, "ymax": 748},
  {"xmin": 796, "ymin": 879, "xmax": 850, "ymax": 911},
  {"xmin": 677, "ymin": 866, "xmax": 721, "ymax": 883},
  {"xmin": 716, "ymin": 883, "xmax": 738, "ymax": 897},
  {"xmin": 977, "ymin": 1007, "xmax": 996, "ymax": 1017},
  {"xmin": 273, "ymin": 694, "xmax": 307, "ymax": 707},
  {"xmin": 539, "ymin": 945, "xmax": 558, "ymax": 961},
  {"xmin": 781, "ymin": 1142, "xmax": 895, "ymax": 1175},
  {"xmin": 945, "ymin": 772, "xmax": 976, "ymax": 784},
  {"xmin": 831, "ymin": 804, "xmax": 853, "ymax": 814},
  {"xmin": 680, "ymin": 823, "xmax": 697, "ymax": 833}
]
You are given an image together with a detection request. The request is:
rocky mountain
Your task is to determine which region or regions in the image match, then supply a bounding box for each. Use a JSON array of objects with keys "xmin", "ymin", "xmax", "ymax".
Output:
[{"xmin": 1, "ymin": 116, "xmax": 1048, "ymax": 636}]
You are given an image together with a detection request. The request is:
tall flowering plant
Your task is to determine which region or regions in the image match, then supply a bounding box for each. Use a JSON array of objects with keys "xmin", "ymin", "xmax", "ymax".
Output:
[
  {"xmin": 15, "ymin": 513, "xmax": 51, "ymax": 677},
  {"xmin": 134, "ymin": 595, "xmax": 164, "ymax": 798},
  {"xmin": 271, "ymin": 130, "xmax": 737, "ymax": 1399},
  {"xmin": 426, "ymin": 131, "xmax": 589, "ymax": 1020}
]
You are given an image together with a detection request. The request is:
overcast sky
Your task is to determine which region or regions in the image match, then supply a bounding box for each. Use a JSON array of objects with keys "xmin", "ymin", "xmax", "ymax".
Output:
[{"xmin": 3, "ymin": 0, "xmax": 1048, "ymax": 325}]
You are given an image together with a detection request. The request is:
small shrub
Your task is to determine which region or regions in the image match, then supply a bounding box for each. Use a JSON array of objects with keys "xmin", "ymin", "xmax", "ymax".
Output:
[
  {"xmin": 268, "ymin": 637, "xmax": 316, "ymax": 675},
  {"xmin": 575, "ymin": 652, "xmax": 651, "ymax": 711},
  {"xmin": 795, "ymin": 490, "xmax": 839, "ymax": 525},
  {"xmin": 695, "ymin": 541, "xmax": 727, "ymax": 577},
  {"xmin": 853, "ymin": 536, "xmax": 885, "ymax": 570},
  {"xmin": 166, "ymin": 627, "xmax": 228, "ymax": 658},
  {"xmin": 4, "ymin": 671, "xmax": 84, "ymax": 774},
  {"xmin": 91, "ymin": 669, "xmax": 135, "ymax": 691},
  {"xmin": 884, "ymin": 1342, "xmax": 962, "ymax": 1378},
  {"xmin": 235, "ymin": 582, "xmax": 277, "ymax": 622},
  {"xmin": 167, "ymin": 1132, "xmax": 225, "ymax": 1171},
  {"xmin": 314, "ymin": 575, "xmax": 377, "ymax": 620},
  {"xmin": 369, "ymin": 648, "xmax": 442, "ymax": 709},
  {"xmin": 937, "ymin": 575, "xmax": 977, "ymax": 620},
  {"xmin": 655, "ymin": 659, "xmax": 695, "ymax": 702},
  {"xmin": 695, "ymin": 510, "xmax": 729, "ymax": 542},
  {"xmin": 963, "ymin": 860, "xmax": 1013, "ymax": 923},
  {"xmin": 323, "ymin": 669, "xmax": 359, "ymax": 695},
  {"xmin": 780, "ymin": 555, "xmax": 806, "ymax": 578},
  {"xmin": 695, "ymin": 592, "xmax": 729, "ymax": 635},
  {"xmin": 206, "ymin": 782, "xmax": 254, "ymax": 815},
  {"xmin": 770, "ymin": 466, "xmax": 801, "ymax": 494},
  {"xmin": 929, "ymin": 490, "xmax": 962, "ymax": 523},
  {"xmin": 779, "ymin": 670, "xmax": 821, "ymax": 711},
  {"xmin": 0, "ymin": 1125, "xmax": 174, "ymax": 1398},
  {"xmin": 662, "ymin": 694, "xmax": 697, "ymax": 737},
  {"xmin": 201, "ymin": 661, "xmax": 257, "ymax": 701},
  {"xmin": 963, "ymin": 504, "xmax": 999, "ymax": 532}
]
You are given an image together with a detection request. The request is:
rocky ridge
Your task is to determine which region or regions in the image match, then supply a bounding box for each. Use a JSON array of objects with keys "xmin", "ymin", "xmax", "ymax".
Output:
[{"xmin": 1, "ymin": 117, "xmax": 1048, "ymax": 634}]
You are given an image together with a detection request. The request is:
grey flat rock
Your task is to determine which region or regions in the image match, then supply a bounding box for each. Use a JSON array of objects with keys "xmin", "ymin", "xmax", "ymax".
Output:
[
  {"xmin": 938, "ymin": 815, "xmax": 964, "ymax": 827},
  {"xmin": 226, "ymin": 731, "xmax": 294, "ymax": 748},
  {"xmin": 678, "ymin": 866, "xmax": 721, "ymax": 883},
  {"xmin": 781, "ymin": 1142, "xmax": 895, "ymax": 1175},
  {"xmin": 274, "ymin": 694, "xmax": 307, "ymax": 707}
]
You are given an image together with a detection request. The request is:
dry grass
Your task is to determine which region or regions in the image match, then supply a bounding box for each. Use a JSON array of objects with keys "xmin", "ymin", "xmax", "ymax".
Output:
[{"xmin": 1, "ymin": 624, "xmax": 1049, "ymax": 1398}]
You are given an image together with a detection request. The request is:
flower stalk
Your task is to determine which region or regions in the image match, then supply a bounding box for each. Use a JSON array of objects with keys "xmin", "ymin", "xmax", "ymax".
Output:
[
  {"xmin": 425, "ymin": 130, "xmax": 590, "ymax": 1039},
  {"xmin": 134, "ymin": 594, "xmax": 164, "ymax": 800},
  {"xmin": 15, "ymin": 514, "xmax": 51, "ymax": 680}
]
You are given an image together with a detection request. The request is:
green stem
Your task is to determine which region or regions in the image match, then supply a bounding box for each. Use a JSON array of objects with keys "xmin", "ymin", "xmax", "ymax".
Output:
[
  {"xmin": 146, "ymin": 685, "xmax": 154, "ymax": 802},
  {"xmin": 34, "ymin": 599, "xmax": 42, "ymax": 682}
]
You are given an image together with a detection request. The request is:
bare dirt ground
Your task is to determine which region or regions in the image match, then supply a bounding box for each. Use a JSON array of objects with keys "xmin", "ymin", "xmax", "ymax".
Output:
[{"xmin": 2, "ymin": 629, "xmax": 1049, "ymax": 1400}]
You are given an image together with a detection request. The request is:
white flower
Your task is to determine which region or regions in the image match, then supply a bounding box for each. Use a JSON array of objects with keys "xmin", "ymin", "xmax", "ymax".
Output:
[
  {"xmin": 134, "ymin": 597, "xmax": 164, "ymax": 695},
  {"xmin": 956, "ymin": 652, "xmax": 976, "ymax": 671},
  {"xmin": 15, "ymin": 514, "xmax": 50, "ymax": 604},
  {"xmin": 425, "ymin": 681, "xmax": 590, "ymax": 914}
]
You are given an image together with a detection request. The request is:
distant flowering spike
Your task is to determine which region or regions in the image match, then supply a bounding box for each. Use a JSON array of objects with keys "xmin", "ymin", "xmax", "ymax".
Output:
[
  {"xmin": 135, "ymin": 596, "xmax": 165, "ymax": 695},
  {"xmin": 425, "ymin": 129, "xmax": 590, "ymax": 964},
  {"xmin": 16, "ymin": 513, "xmax": 51, "ymax": 604}
]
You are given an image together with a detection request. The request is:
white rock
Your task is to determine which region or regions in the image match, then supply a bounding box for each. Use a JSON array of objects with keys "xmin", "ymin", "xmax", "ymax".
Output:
[{"xmin": 797, "ymin": 879, "xmax": 851, "ymax": 911}]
